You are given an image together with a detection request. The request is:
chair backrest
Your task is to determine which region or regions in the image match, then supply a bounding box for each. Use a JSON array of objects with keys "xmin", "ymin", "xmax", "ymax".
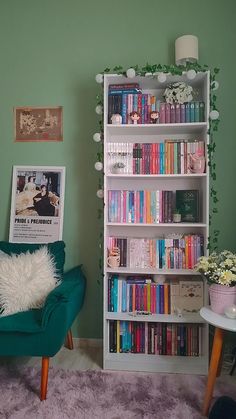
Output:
[{"xmin": 0, "ymin": 241, "xmax": 65, "ymax": 276}]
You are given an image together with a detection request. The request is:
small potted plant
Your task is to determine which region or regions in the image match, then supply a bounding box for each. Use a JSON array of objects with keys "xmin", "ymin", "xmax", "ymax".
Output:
[
  {"xmin": 195, "ymin": 250, "xmax": 236, "ymax": 314},
  {"xmin": 163, "ymin": 82, "xmax": 193, "ymax": 104},
  {"xmin": 112, "ymin": 162, "xmax": 126, "ymax": 174},
  {"xmin": 173, "ymin": 209, "xmax": 181, "ymax": 223}
]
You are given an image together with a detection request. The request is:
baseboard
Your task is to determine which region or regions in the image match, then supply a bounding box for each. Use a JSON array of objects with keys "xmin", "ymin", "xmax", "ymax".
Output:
[{"xmin": 72, "ymin": 338, "xmax": 103, "ymax": 349}]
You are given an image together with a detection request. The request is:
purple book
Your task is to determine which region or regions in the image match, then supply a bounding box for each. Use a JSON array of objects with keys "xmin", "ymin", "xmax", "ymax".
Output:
[{"xmin": 165, "ymin": 103, "xmax": 171, "ymax": 124}]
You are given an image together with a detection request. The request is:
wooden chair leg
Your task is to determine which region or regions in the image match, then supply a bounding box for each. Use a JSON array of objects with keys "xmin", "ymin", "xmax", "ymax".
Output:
[
  {"xmin": 41, "ymin": 357, "xmax": 50, "ymax": 401},
  {"xmin": 65, "ymin": 329, "xmax": 74, "ymax": 350},
  {"xmin": 203, "ymin": 327, "xmax": 224, "ymax": 416}
]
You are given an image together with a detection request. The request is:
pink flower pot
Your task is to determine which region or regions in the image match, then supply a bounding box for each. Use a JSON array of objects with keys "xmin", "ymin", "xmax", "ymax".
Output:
[{"xmin": 209, "ymin": 284, "xmax": 236, "ymax": 314}]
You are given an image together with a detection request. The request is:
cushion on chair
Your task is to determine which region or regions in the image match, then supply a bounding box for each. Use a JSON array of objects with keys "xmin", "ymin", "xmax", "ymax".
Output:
[
  {"xmin": 0, "ymin": 241, "xmax": 65, "ymax": 276},
  {"xmin": 0, "ymin": 247, "xmax": 59, "ymax": 317}
]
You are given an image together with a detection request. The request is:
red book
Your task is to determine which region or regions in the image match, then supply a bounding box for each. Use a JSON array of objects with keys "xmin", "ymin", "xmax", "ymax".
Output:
[{"xmin": 166, "ymin": 324, "xmax": 172, "ymax": 355}]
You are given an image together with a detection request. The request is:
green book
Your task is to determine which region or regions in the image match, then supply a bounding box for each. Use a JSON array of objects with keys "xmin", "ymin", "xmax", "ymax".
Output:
[{"xmin": 176, "ymin": 189, "xmax": 199, "ymax": 222}]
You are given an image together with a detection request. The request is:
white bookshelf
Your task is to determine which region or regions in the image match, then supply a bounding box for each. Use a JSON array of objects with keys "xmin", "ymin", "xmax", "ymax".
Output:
[{"xmin": 103, "ymin": 72, "xmax": 209, "ymax": 375}]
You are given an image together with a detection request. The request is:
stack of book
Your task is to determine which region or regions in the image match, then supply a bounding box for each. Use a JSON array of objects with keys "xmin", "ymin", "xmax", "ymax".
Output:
[
  {"xmin": 108, "ymin": 276, "xmax": 203, "ymax": 315},
  {"xmin": 107, "ymin": 140, "xmax": 205, "ymax": 174},
  {"xmin": 107, "ymin": 235, "xmax": 204, "ymax": 269},
  {"xmin": 108, "ymin": 190, "xmax": 174, "ymax": 223},
  {"xmin": 109, "ymin": 320, "xmax": 202, "ymax": 356},
  {"xmin": 159, "ymin": 102, "xmax": 205, "ymax": 123},
  {"xmin": 107, "ymin": 83, "xmax": 205, "ymax": 124}
]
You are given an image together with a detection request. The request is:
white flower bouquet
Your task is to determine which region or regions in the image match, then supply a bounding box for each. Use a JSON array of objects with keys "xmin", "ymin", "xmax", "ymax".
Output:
[
  {"xmin": 195, "ymin": 250, "xmax": 236, "ymax": 287},
  {"xmin": 163, "ymin": 82, "xmax": 193, "ymax": 104}
]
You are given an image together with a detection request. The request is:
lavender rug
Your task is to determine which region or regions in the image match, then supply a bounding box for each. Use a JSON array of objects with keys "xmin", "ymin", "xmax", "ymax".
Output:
[{"xmin": 0, "ymin": 366, "xmax": 235, "ymax": 419}]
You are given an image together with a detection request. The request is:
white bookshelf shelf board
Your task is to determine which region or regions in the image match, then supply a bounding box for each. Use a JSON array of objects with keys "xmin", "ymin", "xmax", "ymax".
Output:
[
  {"xmin": 107, "ymin": 173, "xmax": 207, "ymax": 179},
  {"xmin": 107, "ymin": 222, "xmax": 207, "ymax": 228},
  {"xmin": 106, "ymin": 312, "xmax": 204, "ymax": 324},
  {"xmin": 104, "ymin": 353, "xmax": 208, "ymax": 374},
  {"xmin": 106, "ymin": 122, "xmax": 207, "ymax": 136},
  {"xmin": 106, "ymin": 268, "xmax": 200, "ymax": 275},
  {"xmin": 103, "ymin": 72, "xmax": 210, "ymax": 375}
]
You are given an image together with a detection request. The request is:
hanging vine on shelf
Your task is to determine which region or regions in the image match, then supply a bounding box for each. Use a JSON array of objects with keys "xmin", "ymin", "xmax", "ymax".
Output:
[{"xmin": 94, "ymin": 63, "xmax": 220, "ymax": 281}]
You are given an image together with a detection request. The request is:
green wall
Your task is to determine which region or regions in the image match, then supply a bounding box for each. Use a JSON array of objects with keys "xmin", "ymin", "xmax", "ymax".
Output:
[{"xmin": 0, "ymin": 0, "xmax": 235, "ymax": 338}]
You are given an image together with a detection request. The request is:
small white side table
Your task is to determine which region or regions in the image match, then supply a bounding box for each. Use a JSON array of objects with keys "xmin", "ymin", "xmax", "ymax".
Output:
[{"xmin": 200, "ymin": 306, "xmax": 236, "ymax": 416}]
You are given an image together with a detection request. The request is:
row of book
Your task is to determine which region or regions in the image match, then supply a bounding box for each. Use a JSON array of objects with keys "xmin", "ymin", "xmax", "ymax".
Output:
[
  {"xmin": 107, "ymin": 140, "xmax": 205, "ymax": 175},
  {"xmin": 107, "ymin": 189, "xmax": 199, "ymax": 224},
  {"xmin": 108, "ymin": 83, "xmax": 205, "ymax": 124},
  {"xmin": 108, "ymin": 276, "xmax": 203, "ymax": 314},
  {"xmin": 107, "ymin": 235, "xmax": 204, "ymax": 269},
  {"xmin": 109, "ymin": 320, "xmax": 202, "ymax": 356}
]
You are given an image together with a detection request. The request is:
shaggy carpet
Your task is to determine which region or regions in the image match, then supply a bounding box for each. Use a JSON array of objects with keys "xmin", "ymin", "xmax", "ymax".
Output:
[{"xmin": 0, "ymin": 366, "xmax": 235, "ymax": 419}]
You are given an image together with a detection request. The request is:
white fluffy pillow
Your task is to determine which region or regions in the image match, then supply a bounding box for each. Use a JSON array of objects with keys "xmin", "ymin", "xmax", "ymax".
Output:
[{"xmin": 0, "ymin": 247, "xmax": 59, "ymax": 317}]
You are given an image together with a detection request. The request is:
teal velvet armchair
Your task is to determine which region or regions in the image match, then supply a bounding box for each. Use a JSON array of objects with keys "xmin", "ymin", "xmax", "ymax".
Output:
[{"xmin": 0, "ymin": 241, "xmax": 86, "ymax": 400}]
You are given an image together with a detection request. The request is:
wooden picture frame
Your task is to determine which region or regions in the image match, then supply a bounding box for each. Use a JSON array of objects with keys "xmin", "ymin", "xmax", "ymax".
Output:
[{"xmin": 14, "ymin": 106, "xmax": 63, "ymax": 142}]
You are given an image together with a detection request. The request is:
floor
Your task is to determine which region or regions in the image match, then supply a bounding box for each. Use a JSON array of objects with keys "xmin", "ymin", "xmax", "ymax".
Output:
[{"xmin": 0, "ymin": 344, "xmax": 103, "ymax": 371}]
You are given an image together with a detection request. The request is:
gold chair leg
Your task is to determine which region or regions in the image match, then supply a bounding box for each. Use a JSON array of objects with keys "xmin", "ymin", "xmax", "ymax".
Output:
[
  {"xmin": 40, "ymin": 356, "xmax": 50, "ymax": 401},
  {"xmin": 65, "ymin": 329, "xmax": 74, "ymax": 350}
]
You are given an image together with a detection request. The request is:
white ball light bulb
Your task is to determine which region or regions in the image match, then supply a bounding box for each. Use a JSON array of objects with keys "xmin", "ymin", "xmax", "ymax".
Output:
[
  {"xmin": 94, "ymin": 162, "xmax": 103, "ymax": 171},
  {"xmin": 212, "ymin": 81, "xmax": 219, "ymax": 91},
  {"xmin": 95, "ymin": 105, "xmax": 103, "ymax": 115},
  {"xmin": 157, "ymin": 72, "xmax": 166, "ymax": 83},
  {"xmin": 145, "ymin": 72, "xmax": 152, "ymax": 77},
  {"xmin": 187, "ymin": 69, "xmax": 197, "ymax": 80},
  {"xmin": 126, "ymin": 68, "xmax": 136, "ymax": 78},
  {"xmin": 93, "ymin": 133, "xmax": 101, "ymax": 142},
  {"xmin": 209, "ymin": 110, "xmax": 219, "ymax": 120},
  {"xmin": 95, "ymin": 73, "xmax": 103, "ymax": 84},
  {"xmin": 96, "ymin": 189, "xmax": 104, "ymax": 199}
]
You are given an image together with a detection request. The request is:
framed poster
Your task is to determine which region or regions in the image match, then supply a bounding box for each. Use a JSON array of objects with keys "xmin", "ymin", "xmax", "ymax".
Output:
[
  {"xmin": 9, "ymin": 166, "xmax": 66, "ymax": 243},
  {"xmin": 14, "ymin": 106, "xmax": 63, "ymax": 142}
]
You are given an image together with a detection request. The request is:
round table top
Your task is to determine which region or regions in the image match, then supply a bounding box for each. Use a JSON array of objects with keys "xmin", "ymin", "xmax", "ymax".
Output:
[{"xmin": 200, "ymin": 306, "xmax": 236, "ymax": 332}]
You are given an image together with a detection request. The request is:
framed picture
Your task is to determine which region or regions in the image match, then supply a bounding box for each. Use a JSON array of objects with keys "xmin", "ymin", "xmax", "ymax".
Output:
[
  {"xmin": 14, "ymin": 106, "xmax": 63, "ymax": 142},
  {"xmin": 9, "ymin": 166, "xmax": 66, "ymax": 243}
]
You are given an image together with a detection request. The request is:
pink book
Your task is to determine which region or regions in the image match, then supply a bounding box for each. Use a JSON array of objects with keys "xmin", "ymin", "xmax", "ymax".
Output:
[
  {"xmin": 117, "ymin": 191, "xmax": 121, "ymax": 223},
  {"xmin": 175, "ymin": 103, "xmax": 181, "ymax": 123},
  {"xmin": 170, "ymin": 104, "xmax": 175, "ymax": 123}
]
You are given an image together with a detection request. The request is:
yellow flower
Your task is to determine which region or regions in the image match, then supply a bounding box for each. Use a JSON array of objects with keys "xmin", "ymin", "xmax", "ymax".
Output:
[{"xmin": 219, "ymin": 270, "xmax": 236, "ymax": 286}]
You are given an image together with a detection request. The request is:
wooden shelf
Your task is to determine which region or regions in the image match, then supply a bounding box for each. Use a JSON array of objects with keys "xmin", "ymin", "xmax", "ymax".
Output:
[{"xmin": 107, "ymin": 173, "xmax": 207, "ymax": 179}]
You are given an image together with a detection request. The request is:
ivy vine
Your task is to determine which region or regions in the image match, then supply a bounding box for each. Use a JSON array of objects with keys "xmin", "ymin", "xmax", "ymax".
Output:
[{"xmin": 95, "ymin": 62, "xmax": 220, "ymax": 280}]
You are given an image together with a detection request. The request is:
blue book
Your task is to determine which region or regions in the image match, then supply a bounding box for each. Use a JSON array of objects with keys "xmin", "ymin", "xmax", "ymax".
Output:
[
  {"xmin": 185, "ymin": 103, "xmax": 190, "ymax": 123},
  {"xmin": 122, "ymin": 280, "xmax": 127, "ymax": 312},
  {"xmin": 190, "ymin": 102, "xmax": 195, "ymax": 122},
  {"xmin": 194, "ymin": 101, "xmax": 200, "ymax": 122},
  {"xmin": 131, "ymin": 191, "xmax": 135, "ymax": 223},
  {"xmin": 158, "ymin": 239, "xmax": 162, "ymax": 269},
  {"xmin": 160, "ymin": 143, "xmax": 163, "ymax": 174},
  {"xmin": 108, "ymin": 89, "xmax": 141, "ymax": 95},
  {"xmin": 133, "ymin": 94, "xmax": 138, "ymax": 111},
  {"xmin": 140, "ymin": 191, "xmax": 144, "ymax": 223},
  {"xmin": 162, "ymin": 239, "xmax": 165, "ymax": 269},
  {"xmin": 122, "ymin": 94, "xmax": 128, "ymax": 124},
  {"xmin": 113, "ymin": 276, "xmax": 118, "ymax": 312}
]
